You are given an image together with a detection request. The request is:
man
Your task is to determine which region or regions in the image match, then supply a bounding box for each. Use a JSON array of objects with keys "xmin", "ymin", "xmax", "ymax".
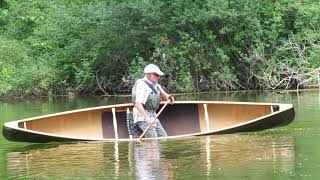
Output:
[{"xmin": 132, "ymin": 64, "xmax": 174, "ymax": 138}]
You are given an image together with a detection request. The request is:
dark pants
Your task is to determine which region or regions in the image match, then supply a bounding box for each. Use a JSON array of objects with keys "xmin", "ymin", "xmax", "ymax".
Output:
[{"xmin": 135, "ymin": 120, "xmax": 167, "ymax": 138}]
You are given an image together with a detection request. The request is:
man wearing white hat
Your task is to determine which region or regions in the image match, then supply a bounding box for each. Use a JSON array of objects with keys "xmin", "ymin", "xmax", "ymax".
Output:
[{"xmin": 132, "ymin": 64, "xmax": 174, "ymax": 138}]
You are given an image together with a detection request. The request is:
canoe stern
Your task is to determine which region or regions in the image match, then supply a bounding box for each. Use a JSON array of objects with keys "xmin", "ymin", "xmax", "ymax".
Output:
[
  {"xmin": 3, "ymin": 124, "xmax": 77, "ymax": 143},
  {"xmin": 211, "ymin": 105, "xmax": 295, "ymax": 134}
]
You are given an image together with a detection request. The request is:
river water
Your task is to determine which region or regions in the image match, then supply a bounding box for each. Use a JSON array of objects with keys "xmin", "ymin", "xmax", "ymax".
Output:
[{"xmin": 1, "ymin": 90, "xmax": 320, "ymax": 179}]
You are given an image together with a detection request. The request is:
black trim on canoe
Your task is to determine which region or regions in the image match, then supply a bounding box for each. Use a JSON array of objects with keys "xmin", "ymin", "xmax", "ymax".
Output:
[{"xmin": 2, "ymin": 126, "xmax": 81, "ymax": 143}]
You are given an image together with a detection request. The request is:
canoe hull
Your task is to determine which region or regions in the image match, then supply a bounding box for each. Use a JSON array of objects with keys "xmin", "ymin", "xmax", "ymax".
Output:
[{"xmin": 2, "ymin": 101, "xmax": 295, "ymax": 143}]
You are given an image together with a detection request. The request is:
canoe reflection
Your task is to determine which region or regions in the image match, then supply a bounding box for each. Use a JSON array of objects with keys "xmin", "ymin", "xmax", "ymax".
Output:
[
  {"xmin": 200, "ymin": 135, "xmax": 295, "ymax": 176},
  {"xmin": 5, "ymin": 135, "xmax": 295, "ymax": 179}
]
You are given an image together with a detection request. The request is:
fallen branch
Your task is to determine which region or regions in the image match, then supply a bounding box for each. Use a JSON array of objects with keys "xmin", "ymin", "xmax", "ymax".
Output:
[{"xmin": 95, "ymin": 71, "xmax": 110, "ymax": 96}]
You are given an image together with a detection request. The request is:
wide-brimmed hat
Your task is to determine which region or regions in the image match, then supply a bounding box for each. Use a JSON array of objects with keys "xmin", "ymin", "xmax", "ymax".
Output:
[{"xmin": 143, "ymin": 64, "xmax": 164, "ymax": 76}]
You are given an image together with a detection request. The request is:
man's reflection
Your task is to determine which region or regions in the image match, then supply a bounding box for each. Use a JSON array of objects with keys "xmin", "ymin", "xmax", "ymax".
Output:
[{"xmin": 131, "ymin": 140, "xmax": 173, "ymax": 180}]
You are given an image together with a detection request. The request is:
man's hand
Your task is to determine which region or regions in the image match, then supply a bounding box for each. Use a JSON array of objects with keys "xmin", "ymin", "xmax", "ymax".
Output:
[
  {"xmin": 146, "ymin": 116, "xmax": 155, "ymax": 124},
  {"xmin": 168, "ymin": 95, "xmax": 174, "ymax": 104}
]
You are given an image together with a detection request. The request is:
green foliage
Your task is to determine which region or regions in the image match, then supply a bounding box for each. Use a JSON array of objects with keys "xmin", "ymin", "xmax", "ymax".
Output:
[
  {"xmin": 129, "ymin": 56, "xmax": 147, "ymax": 81},
  {"xmin": 1, "ymin": 0, "xmax": 320, "ymax": 97},
  {"xmin": 0, "ymin": 36, "xmax": 28, "ymax": 95}
]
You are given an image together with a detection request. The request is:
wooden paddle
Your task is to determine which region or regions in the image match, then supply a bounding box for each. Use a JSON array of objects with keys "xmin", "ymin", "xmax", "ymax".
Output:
[{"xmin": 137, "ymin": 100, "xmax": 170, "ymax": 142}]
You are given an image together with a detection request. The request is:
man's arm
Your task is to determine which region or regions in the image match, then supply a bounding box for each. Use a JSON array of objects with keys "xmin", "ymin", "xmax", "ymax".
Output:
[{"xmin": 160, "ymin": 90, "xmax": 174, "ymax": 103}]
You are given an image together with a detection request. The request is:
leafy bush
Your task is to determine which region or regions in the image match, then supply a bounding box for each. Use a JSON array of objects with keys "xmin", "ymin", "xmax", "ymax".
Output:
[{"xmin": 1, "ymin": 0, "xmax": 320, "ymax": 97}]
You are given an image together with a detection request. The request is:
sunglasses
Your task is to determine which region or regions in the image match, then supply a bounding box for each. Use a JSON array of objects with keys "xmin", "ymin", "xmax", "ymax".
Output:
[{"xmin": 151, "ymin": 73, "xmax": 160, "ymax": 77}]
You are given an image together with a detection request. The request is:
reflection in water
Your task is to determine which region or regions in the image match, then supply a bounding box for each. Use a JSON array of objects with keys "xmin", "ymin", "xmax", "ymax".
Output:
[
  {"xmin": 132, "ymin": 140, "xmax": 169, "ymax": 180},
  {"xmin": 114, "ymin": 142, "xmax": 120, "ymax": 178},
  {"xmin": 5, "ymin": 135, "xmax": 295, "ymax": 179},
  {"xmin": 199, "ymin": 135, "xmax": 295, "ymax": 178},
  {"xmin": 205, "ymin": 136, "xmax": 212, "ymax": 176},
  {"xmin": 6, "ymin": 142, "xmax": 110, "ymax": 179}
]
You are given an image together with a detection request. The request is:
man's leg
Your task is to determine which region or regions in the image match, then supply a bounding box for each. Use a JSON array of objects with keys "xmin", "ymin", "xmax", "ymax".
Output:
[
  {"xmin": 155, "ymin": 120, "xmax": 167, "ymax": 137},
  {"xmin": 136, "ymin": 121, "xmax": 157, "ymax": 138}
]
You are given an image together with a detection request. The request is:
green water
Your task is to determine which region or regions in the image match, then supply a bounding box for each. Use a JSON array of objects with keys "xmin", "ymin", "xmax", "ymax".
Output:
[{"xmin": 1, "ymin": 90, "xmax": 320, "ymax": 179}]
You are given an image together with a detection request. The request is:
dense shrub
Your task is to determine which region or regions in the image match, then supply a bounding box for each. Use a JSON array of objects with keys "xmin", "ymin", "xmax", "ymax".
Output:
[{"xmin": 0, "ymin": 0, "xmax": 319, "ymax": 97}]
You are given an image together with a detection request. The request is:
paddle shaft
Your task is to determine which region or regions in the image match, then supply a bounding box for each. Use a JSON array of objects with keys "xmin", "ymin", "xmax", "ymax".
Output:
[{"xmin": 137, "ymin": 101, "xmax": 169, "ymax": 142}]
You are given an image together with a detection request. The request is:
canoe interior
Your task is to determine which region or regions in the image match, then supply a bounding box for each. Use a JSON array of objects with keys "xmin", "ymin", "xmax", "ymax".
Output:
[
  {"xmin": 16, "ymin": 103, "xmax": 276, "ymax": 139},
  {"xmin": 198, "ymin": 104, "xmax": 272, "ymax": 131}
]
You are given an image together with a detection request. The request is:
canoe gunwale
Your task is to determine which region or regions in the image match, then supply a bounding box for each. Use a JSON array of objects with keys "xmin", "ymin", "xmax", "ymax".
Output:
[{"xmin": 4, "ymin": 101, "xmax": 285, "ymax": 123}]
